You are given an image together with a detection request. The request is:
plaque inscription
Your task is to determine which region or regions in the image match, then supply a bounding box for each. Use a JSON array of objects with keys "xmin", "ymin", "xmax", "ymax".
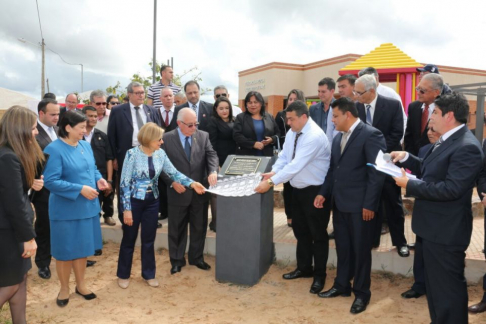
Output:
[{"xmin": 225, "ymin": 157, "xmax": 262, "ymax": 175}]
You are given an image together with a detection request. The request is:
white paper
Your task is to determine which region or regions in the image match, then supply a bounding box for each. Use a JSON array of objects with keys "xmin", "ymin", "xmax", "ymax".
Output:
[
  {"xmin": 368, "ymin": 150, "xmax": 417, "ymax": 179},
  {"xmin": 206, "ymin": 173, "xmax": 262, "ymax": 197}
]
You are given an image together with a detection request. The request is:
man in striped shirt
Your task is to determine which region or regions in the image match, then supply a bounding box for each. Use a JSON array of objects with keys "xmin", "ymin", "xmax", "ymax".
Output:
[{"xmin": 147, "ymin": 65, "xmax": 181, "ymax": 109}]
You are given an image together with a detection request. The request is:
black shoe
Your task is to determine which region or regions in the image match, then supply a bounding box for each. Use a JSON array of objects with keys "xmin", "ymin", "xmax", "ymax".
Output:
[
  {"xmin": 75, "ymin": 287, "xmax": 97, "ymax": 300},
  {"xmin": 170, "ymin": 265, "xmax": 182, "ymax": 275},
  {"xmin": 309, "ymin": 277, "xmax": 325, "ymax": 294},
  {"xmin": 56, "ymin": 294, "xmax": 69, "ymax": 307},
  {"xmin": 468, "ymin": 300, "xmax": 486, "ymax": 313},
  {"xmin": 94, "ymin": 249, "xmax": 102, "ymax": 256},
  {"xmin": 209, "ymin": 221, "xmax": 216, "ymax": 232},
  {"xmin": 328, "ymin": 231, "xmax": 335, "ymax": 239},
  {"xmin": 157, "ymin": 222, "xmax": 162, "ymax": 229},
  {"xmin": 194, "ymin": 261, "xmax": 211, "ymax": 271},
  {"xmin": 38, "ymin": 266, "xmax": 51, "ymax": 279},
  {"xmin": 158, "ymin": 213, "xmax": 168, "ymax": 220},
  {"xmin": 401, "ymin": 289, "xmax": 424, "ymax": 299},
  {"xmin": 350, "ymin": 298, "xmax": 369, "ymax": 314},
  {"xmin": 381, "ymin": 224, "xmax": 389, "ymax": 235},
  {"xmin": 287, "ymin": 221, "xmax": 292, "ymax": 228},
  {"xmin": 282, "ymin": 269, "xmax": 313, "ymax": 280},
  {"xmin": 397, "ymin": 245, "xmax": 410, "ymax": 257},
  {"xmin": 318, "ymin": 287, "xmax": 351, "ymax": 298},
  {"xmin": 86, "ymin": 260, "xmax": 96, "ymax": 267}
]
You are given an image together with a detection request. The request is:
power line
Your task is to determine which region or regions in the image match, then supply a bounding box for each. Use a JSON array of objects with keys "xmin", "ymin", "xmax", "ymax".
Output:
[{"xmin": 35, "ymin": 0, "xmax": 44, "ymax": 40}]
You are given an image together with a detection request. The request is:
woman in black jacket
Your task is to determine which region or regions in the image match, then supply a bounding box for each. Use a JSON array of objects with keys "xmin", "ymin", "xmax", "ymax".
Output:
[{"xmin": 233, "ymin": 91, "xmax": 279, "ymax": 157}]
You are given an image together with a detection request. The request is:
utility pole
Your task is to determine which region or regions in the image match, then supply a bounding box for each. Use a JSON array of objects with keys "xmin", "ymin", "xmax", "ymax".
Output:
[
  {"xmin": 152, "ymin": 0, "xmax": 157, "ymax": 83},
  {"xmin": 41, "ymin": 38, "xmax": 45, "ymax": 98}
]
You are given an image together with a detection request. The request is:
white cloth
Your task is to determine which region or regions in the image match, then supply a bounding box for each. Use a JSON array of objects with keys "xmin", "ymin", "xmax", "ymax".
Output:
[
  {"xmin": 129, "ymin": 102, "xmax": 147, "ymax": 146},
  {"xmin": 232, "ymin": 106, "xmax": 242, "ymax": 116}
]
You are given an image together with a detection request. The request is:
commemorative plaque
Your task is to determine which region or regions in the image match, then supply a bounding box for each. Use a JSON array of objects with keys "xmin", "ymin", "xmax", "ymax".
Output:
[{"xmin": 225, "ymin": 157, "xmax": 262, "ymax": 175}]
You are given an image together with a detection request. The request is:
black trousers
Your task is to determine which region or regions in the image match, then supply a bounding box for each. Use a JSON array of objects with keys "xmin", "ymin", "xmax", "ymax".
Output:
[
  {"xmin": 422, "ymin": 238, "xmax": 468, "ymax": 324},
  {"xmin": 98, "ymin": 190, "xmax": 114, "ymax": 218},
  {"xmin": 168, "ymin": 199, "xmax": 208, "ymax": 266},
  {"xmin": 282, "ymin": 182, "xmax": 294, "ymax": 220},
  {"xmin": 411, "ymin": 236, "xmax": 426, "ymax": 295},
  {"xmin": 158, "ymin": 178, "xmax": 168, "ymax": 218},
  {"xmin": 333, "ymin": 208, "xmax": 375, "ymax": 301},
  {"xmin": 32, "ymin": 200, "xmax": 51, "ymax": 269},
  {"xmin": 291, "ymin": 185, "xmax": 330, "ymax": 278}
]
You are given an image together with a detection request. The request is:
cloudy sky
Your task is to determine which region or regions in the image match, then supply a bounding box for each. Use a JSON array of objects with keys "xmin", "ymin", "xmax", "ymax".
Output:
[{"xmin": 1, "ymin": 0, "xmax": 485, "ymax": 103}]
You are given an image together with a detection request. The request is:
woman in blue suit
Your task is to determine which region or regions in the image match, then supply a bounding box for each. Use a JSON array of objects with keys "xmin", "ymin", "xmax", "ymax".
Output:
[
  {"xmin": 43, "ymin": 111, "xmax": 109, "ymax": 307},
  {"xmin": 117, "ymin": 122, "xmax": 205, "ymax": 289}
]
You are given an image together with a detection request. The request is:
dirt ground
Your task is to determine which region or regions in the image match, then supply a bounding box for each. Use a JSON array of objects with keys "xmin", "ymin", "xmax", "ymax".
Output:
[{"xmin": 1, "ymin": 242, "xmax": 485, "ymax": 324}]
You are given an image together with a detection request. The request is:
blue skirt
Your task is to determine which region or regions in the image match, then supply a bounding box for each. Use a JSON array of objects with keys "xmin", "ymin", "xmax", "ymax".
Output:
[{"xmin": 50, "ymin": 215, "xmax": 102, "ymax": 261}]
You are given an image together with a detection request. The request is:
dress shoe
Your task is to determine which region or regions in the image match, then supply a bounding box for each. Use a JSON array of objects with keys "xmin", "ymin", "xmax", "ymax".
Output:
[
  {"xmin": 309, "ymin": 277, "xmax": 325, "ymax": 294},
  {"xmin": 75, "ymin": 287, "xmax": 97, "ymax": 300},
  {"xmin": 86, "ymin": 260, "xmax": 97, "ymax": 267},
  {"xmin": 104, "ymin": 216, "xmax": 116, "ymax": 226},
  {"xmin": 56, "ymin": 294, "xmax": 69, "ymax": 307},
  {"xmin": 194, "ymin": 261, "xmax": 211, "ymax": 271},
  {"xmin": 397, "ymin": 245, "xmax": 410, "ymax": 257},
  {"xmin": 350, "ymin": 298, "xmax": 369, "ymax": 314},
  {"xmin": 146, "ymin": 279, "xmax": 159, "ymax": 287},
  {"xmin": 38, "ymin": 266, "xmax": 51, "ymax": 279},
  {"xmin": 318, "ymin": 287, "xmax": 351, "ymax": 298},
  {"xmin": 209, "ymin": 221, "xmax": 216, "ymax": 232},
  {"xmin": 158, "ymin": 213, "xmax": 168, "ymax": 220},
  {"xmin": 170, "ymin": 265, "xmax": 182, "ymax": 275},
  {"xmin": 283, "ymin": 269, "xmax": 313, "ymax": 280},
  {"xmin": 381, "ymin": 223, "xmax": 389, "ymax": 235},
  {"xmin": 328, "ymin": 231, "xmax": 335, "ymax": 240},
  {"xmin": 287, "ymin": 221, "xmax": 292, "ymax": 228},
  {"xmin": 118, "ymin": 278, "xmax": 130, "ymax": 289},
  {"xmin": 94, "ymin": 249, "xmax": 102, "ymax": 256},
  {"xmin": 157, "ymin": 222, "xmax": 162, "ymax": 229},
  {"xmin": 401, "ymin": 289, "xmax": 424, "ymax": 299},
  {"xmin": 468, "ymin": 300, "xmax": 486, "ymax": 313}
]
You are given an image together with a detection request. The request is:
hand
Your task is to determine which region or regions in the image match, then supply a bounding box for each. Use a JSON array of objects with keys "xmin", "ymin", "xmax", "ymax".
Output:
[
  {"xmin": 191, "ymin": 182, "xmax": 206, "ymax": 195},
  {"xmin": 391, "ymin": 151, "xmax": 407, "ymax": 163},
  {"xmin": 208, "ymin": 173, "xmax": 218, "ymax": 187},
  {"xmin": 22, "ymin": 239, "xmax": 37, "ymax": 258},
  {"xmin": 253, "ymin": 142, "xmax": 264, "ymax": 150},
  {"xmin": 31, "ymin": 175, "xmax": 44, "ymax": 191},
  {"xmin": 113, "ymin": 159, "xmax": 118, "ymax": 171},
  {"xmin": 97, "ymin": 178, "xmax": 109, "ymax": 191},
  {"xmin": 123, "ymin": 211, "xmax": 133, "ymax": 226},
  {"xmin": 393, "ymin": 168, "xmax": 409, "ymax": 189},
  {"xmin": 103, "ymin": 182, "xmax": 113, "ymax": 197},
  {"xmin": 261, "ymin": 136, "xmax": 273, "ymax": 146},
  {"xmin": 362, "ymin": 208, "xmax": 375, "ymax": 221},
  {"xmin": 261, "ymin": 172, "xmax": 276, "ymax": 181},
  {"xmin": 481, "ymin": 193, "xmax": 486, "ymax": 208},
  {"xmin": 81, "ymin": 185, "xmax": 99, "ymax": 200},
  {"xmin": 314, "ymin": 195, "xmax": 325, "ymax": 208},
  {"xmin": 172, "ymin": 182, "xmax": 186, "ymax": 194},
  {"xmin": 254, "ymin": 180, "xmax": 271, "ymax": 194}
]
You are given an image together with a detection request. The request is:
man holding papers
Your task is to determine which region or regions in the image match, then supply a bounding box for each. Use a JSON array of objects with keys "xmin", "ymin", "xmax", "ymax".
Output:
[{"xmin": 391, "ymin": 93, "xmax": 483, "ymax": 324}]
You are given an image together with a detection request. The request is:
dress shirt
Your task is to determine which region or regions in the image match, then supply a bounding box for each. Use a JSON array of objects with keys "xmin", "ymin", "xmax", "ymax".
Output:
[
  {"xmin": 129, "ymin": 102, "xmax": 148, "ymax": 146},
  {"xmin": 345, "ymin": 118, "xmax": 361, "ymax": 137},
  {"xmin": 38, "ymin": 119, "xmax": 58, "ymax": 141},
  {"xmin": 159, "ymin": 105, "xmax": 174, "ymax": 125},
  {"xmin": 421, "ymin": 102, "xmax": 435, "ymax": 121},
  {"xmin": 232, "ymin": 106, "xmax": 243, "ymax": 116},
  {"xmin": 271, "ymin": 118, "xmax": 331, "ymax": 188},
  {"xmin": 177, "ymin": 127, "xmax": 192, "ymax": 147},
  {"xmin": 84, "ymin": 128, "xmax": 94, "ymax": 144},
  {"xmin": 365, "ymin": 95, "xmax": 378, "ymax": 121}
]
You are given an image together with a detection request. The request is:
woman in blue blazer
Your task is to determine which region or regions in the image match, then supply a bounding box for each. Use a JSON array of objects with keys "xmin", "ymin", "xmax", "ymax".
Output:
[
  {"xmin": 43, "ymin": 111, "xmax": 110, "ymax": 307},
  {"xmin": 117, "ymin": 122, "xmax": 205, "ymax": 289}
]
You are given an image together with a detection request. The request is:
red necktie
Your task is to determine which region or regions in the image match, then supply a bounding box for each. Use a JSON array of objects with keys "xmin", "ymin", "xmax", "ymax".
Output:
[
  {"xmin": 165, "ymin": 111, "xmax": 170, "ymax": 127},
  {"xmin": 421, "ymin": 104, "xmax": 429, "ymax": 134}
]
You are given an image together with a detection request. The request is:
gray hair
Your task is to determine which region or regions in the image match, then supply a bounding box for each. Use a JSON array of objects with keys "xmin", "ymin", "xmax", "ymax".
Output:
[
  {"xmin": 90, "ymin": 89, "xmax": 106, "ymax": 102},
  {"xmin": 160, "ymin": 87, "xmax": 174, "ymax": 96},
  {"xmin": 174, "ymin": 92, "xmax": 186, "ymax": 99},
  {"xmin": 214, "ymin": 85, "xmax": 228, "ymax": 93},
  {"xmin": 422, "ymin": 73, "xmax": 444, "ymax": 91},
  {"xmin": 358, "ymin": 67, "xmax": 379, "ymax": 80},
  {"xmin": 356, "ymin": 75, "xmax": 377, "ymax": 91},
  {"xmin": 127, "ymin": 81, "xmax": 143, "ymax": 93},
  {"xmin": 177, "ymin": 107, "xmax": 196, "ymax": 121}
]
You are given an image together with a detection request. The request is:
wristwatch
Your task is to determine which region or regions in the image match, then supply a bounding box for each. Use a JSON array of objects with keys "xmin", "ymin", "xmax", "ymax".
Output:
[{"xmin": 267, "ymin": 179, "xmax": 274, "ymax": 187}]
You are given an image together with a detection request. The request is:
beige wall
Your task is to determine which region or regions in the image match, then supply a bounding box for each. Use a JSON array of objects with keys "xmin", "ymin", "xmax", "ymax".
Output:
[{"xmin": 238, "ymin": 68, "xmax": 304, "ymax": 99}]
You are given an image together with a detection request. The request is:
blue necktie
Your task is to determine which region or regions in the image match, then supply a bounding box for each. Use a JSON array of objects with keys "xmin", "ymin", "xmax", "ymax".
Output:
[
  {"xmin": 184, "ymin": 136, "xmax": 191, "ymax": 161},
  {"xmin": 366, "ymin": 105, "xmax": 372, "ymax": 125}
]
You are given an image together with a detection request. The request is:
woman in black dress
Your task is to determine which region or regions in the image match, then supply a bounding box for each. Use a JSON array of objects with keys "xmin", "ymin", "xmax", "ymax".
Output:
[{"xmin": 0, "ymin": 106, "xmax": 45, "ymax": 323}]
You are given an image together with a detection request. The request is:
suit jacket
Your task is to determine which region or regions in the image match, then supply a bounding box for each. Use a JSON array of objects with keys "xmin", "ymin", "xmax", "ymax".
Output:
[
  {"xmin": 88, "ymin": 128, "xmax": 114, "ymax": 178},
  {"xmin": 31, "ymin": 124, "xmax": 58, "ymax": 204},
  {"xmin": 0, "ymin": 147, "xmax": 36, "ymax": 241},
  {"xmin": 309, "ymin": 100, "xmax": 339, "ymax": 147},
  {"xmin": 477, "ymin": 139, "xmax": 486, "ymax": 252},
  {"xmin": 402, "ymin": 126, "xmax": 483, "ymax": 246},
  {"xmin": 107, "ymin": 103, "xmax": 161, "ymax": 167},
  {"xmin": 404, "ymin": 101, "xmax": 430, "ymax": 156},
  {"xmin": 357, "ymin": 94, "xmax": 404, "ymax": 153},
  {"xmin": 174, "ymin": 101, "xmax": 213, "ymax": 132},
  {"xmin": 157, "ymin": 108, "xmax": 178, "ymax": 133},
  {"xmin": 275, "ymin": 110, "xmax": 289, "ymax": 147},
  {"xmin": 319, "ymin": 121, "xmax": 386, "ymax": 213},
  {"xmin": 207, "ymin": 117, "xmax": 236, "ymax": 166},
  {"xmin": 160, "ymin": 129, "xmax": 219, "ymax": 206},
  {"xmin": 233, "ymin": 112, "xmax": 280, "ymax": 157}
]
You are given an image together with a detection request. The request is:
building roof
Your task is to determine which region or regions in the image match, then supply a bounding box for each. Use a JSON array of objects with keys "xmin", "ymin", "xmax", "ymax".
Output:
[{"xmin": 0, "ymin": 87, "xmax": 37, "ymax": 110}]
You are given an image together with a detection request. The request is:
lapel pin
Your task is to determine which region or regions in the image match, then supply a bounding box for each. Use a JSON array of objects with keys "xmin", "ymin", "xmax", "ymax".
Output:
[
  {"xmin": 98, "ymin": 137, "xmax": 101, "ymax": 140},
  {"xmin": 203, "ymin": 114, "xmax": 206, "ymax": 118}
]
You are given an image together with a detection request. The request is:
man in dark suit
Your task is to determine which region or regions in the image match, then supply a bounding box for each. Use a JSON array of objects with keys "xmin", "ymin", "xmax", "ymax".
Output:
[
  {"xmin": 160, "ymin": 108, "xmax": 219, "ymax": 275},
  {"xmin": 404, "ymin": 73, "xmax": 444, "ymax": 156},
  {"xmin": 174, "ymin": 80, "xmax": 213, "ymax": 132},
  {"xmin": 392, "ymin": 93, "xmax": 483, "ymax": 324},
  {"xmin": 58, "ymin": 93, "xmax": 81, "ymax": 124},
  {"xmin": 107, "ymin": 81, "xmax": 162, "ymax": 223},
  {"xmin": 32, "ymin": 98, "xmax": 59, "ymax": 279},
  {"xmin": 355, "ymin": 75, "xmax": 408, "ymax": 256},
  {"xmin": 315, "ymin": 97, "xmax": 386, "ymax": 314}
]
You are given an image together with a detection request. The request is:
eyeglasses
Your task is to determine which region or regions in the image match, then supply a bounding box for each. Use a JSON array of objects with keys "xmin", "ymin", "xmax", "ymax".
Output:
[
  {"xmin": 355, "ymin": 90, "xmax": 368, "ymax": 96},
  {"xmin": 215, "ymin": 93, "xmax": 228, "ymax": 98},
  {"xmin": 132, "ymin": 91, "xmax": 145, "ymax": 96},
  {"xmin": 415, "ymin": 87, "xmax": 431, "ymax": 94},
  {"xmin": 109, "ymin": 102, "xmax": 119, "ymax": 105},
  {"xmin": 180, "ymin": 121, "xmax": 199, "ymax": 128},
  {"xmin": 94, "ymin": 102, "xmax": 107, "ymax": 106},
  {"xmin": 66, "ymin": 101, "xmax": 78, "ymax": 105}
]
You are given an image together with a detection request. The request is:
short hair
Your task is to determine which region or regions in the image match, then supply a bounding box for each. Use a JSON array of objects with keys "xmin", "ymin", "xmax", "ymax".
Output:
[
  {"xmin": 43, "ymin": 92, "xmax": 56, "ymax": 100},
  {"xmin": 331, "ymin": 97, "xmax": 358, "ymax": 117},
  {"xmin": 422, "ymin": 73, "xmax": 444, "ymax": 91},
  {"xmin": 123, "ymin": 96, "xmax": 129, "ymax": 103},
  {"xmin": 107, "ymin": 95, "xmax": 119, "ymax": 104},
  {"xmin": 184, "ymin": 80, "xmax": 200, "ymax": 92},
  {"xmin": 244, "ymin": 91, "xmax": 266, "ymax": 116},
  {"xmin": 212, "ymin": 97, "xmax": 234, "ymax": 122},
  {"xmin": 38, "ymin": 98, "xmax": 58, "ymax": 114},
  {"xmin": 358, "ymin": 67, "xmax": 379, "ymax": 80},
  {"xmin": 177, "ymin": 107, "xmax": 196, "ymax": 122},
  {"xmin": 287, "ymin": 89, "xmax": 305, "ymax": 102},
  {"xmin": 137, "ymin": 122, "xmax": 164, "ymax": 147},
  {"xmin": 336, "ymin": 74, "xmax": 357, "ymax": 86},
  {"xmin": 90, "ymin": 89, "xmax": 106, "ymax": 102},
  {"xmin": 127, "ymin": 81, "xmax": 143, "ymax": 93},
  {"xmin": 317, "ymin": 77, "xmax": 335, "ymax": 90},
  {"xmin": 65, "ymin": 93, "xmax": 79, "ymax": 102},
  {"xmin": 58, "ymin": 110, "xmax": 87, "ymax": 138},
  {"xmin": 434, "ymin": 93, "xmax": 469, "ymax": 124},
  {"xmin": 214, "ymin": 85, "xmax": 228, "ymax": 94},
  {"xmin": 160, "ymin": 65, "xmax": 171, "ymax": 75},
  {"xmin": 285, "ymin": 100, "xmax": 309, "ymax": 117},
  {"xmin": 356, "ymin": 74, "xmax": 377, "ymax": 91},
  {"xmin": 160, "ymin": 87, "xmax": 174, "ymax": 96},
  {"xmin": 82, "ymin": 106, "xmax": 97, "ymax": 114},
  {"xmin": 175, "ymin": 92, "xmax": 186, "ymax": 98}
]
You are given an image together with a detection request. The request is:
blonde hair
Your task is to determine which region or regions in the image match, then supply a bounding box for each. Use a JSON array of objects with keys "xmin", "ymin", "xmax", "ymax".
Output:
[
  {"xmin": 137, "ymin": 122, "xmax": 164, "ymax": 147},
  {"xmin": 0, "ymin": 106, "xmax": 45, "ymax": 186}
]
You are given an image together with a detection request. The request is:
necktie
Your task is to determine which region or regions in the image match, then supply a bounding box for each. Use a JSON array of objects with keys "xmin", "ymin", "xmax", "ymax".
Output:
[
  {"xmin": 192, "ymin": 104, "xmax": 197, "ymax": 114},
  {"xmin": 292, "ymin": 132, "xmax": 303, "ymax": 160},
  {"xmin": 432, "ymin": 137, "xmax": 443, "ymax": 152},
  {"xmin": 165, "ymin": 110, "xmax": 170, "ymax": 127},
  {"xmin": 366, "ymin": 105, "xmax": 372, "ymax": 125},
  {"xmin": 184, "ymin": 136, "xmax": 191, "ymax": 161},
  {"xmin": 421, "ymin": 104, "xmax": 429, "ymax": 134},
  {"xmin": 48, "ymin": 127, "xmax": 56, "ymax": 141},
  {"xmin": 340, "ymin": 131, "xmax": 350, "ymax": 153},
  {"xmin": 134, "ymin": 106, "xmax": 144, "ymax": 130}
]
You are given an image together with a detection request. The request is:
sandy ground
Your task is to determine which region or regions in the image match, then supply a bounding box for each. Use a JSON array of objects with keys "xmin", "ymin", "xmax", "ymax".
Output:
[{"xmin": 1, "ymin": 242, "xmax": 485, "ymax": 324}]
